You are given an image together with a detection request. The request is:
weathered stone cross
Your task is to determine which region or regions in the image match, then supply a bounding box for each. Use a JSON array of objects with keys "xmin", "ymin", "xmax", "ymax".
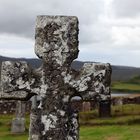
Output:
[{"xmin": 0, "ymin": 16, "xmax": 111, "ymax": 140}]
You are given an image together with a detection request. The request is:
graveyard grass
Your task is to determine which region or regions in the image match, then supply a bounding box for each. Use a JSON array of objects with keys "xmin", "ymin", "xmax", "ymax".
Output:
[
  {"xmin": 112, "ymin": 82, "xmax": 140, "ymax": 93},
  {"xmin": 0, "ymin": 104, "xmax": 140, "ymax": 140},
  {"xmin": 112, "ymin": 75, "xmax": 140, "ymax": 93}
]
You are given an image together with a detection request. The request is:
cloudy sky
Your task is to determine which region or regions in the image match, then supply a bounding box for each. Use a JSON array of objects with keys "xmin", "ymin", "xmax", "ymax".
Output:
[{"xmin": 0, "ymin": 0, "xmax": 140, "ymax": 67}]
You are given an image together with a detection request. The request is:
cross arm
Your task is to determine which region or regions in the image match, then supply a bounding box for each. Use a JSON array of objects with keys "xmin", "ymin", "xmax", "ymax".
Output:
[
  {"xmin": 0, "ymin": 61, "xmax": 40, "ymax": 100},
  {"xmin": 62, "ymin": 62, "xmax": 111, "ymax": 101},
  {"xmin": 79, "ymin": 63, "xmax": 111, "ymax": 101}
]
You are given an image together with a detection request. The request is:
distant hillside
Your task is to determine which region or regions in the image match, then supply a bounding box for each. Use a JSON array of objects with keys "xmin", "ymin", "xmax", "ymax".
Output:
[
  {"xmin": 127, "ymin": 75, "xmax": 140, "ymax": 84},
  {"xmin": 112, "ymin": 65, "xmax": 140, "ymax": 81},
  {"xmin": 1, "ymin": 55, "xmax": 140, "ymax": 82}
]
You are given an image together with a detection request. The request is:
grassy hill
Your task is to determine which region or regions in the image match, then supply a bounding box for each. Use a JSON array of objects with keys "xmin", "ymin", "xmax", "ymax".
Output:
[
  {"xmin": 127, "ymin": 75, "xmax": 140, "ymax": 84},
  {"xmin": 112, "ymin": 75, "xmax": 140, "ymax": 93}
]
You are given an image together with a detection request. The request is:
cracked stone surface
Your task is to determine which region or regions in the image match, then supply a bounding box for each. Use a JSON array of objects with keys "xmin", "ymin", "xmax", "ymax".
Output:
[{"xmin": 0, "ymin": 16, "xmax": 111, "ymax": 140}]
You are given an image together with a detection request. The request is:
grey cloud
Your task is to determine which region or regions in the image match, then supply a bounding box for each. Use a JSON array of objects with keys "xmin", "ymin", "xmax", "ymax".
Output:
[
  {"xmin": 78, "ymin": 43, "xmax": 140, "ymax": 67},
  {"xmin": 79, "ymin": 16, "xmax": 113, "ymax": 45},
  {"xmin": 112, "ymin": 0, "xmax": 140, "ymax": 18},
  {"xmin": 0, "ymin": 0, "xmax": 104, "ymax": 43}
]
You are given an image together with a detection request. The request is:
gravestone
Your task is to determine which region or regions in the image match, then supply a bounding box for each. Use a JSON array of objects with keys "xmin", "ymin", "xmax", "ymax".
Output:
[
  {"xmin": 99, "ymin": 100, "xmax": 111, "ymax": 118},
  {"xmin": 82, "ymin": 101, "xmax": 91, "ymax": 112},
  {"xmin": 11, "ymin": 100, "xmax": 26, "ymax": 133},
  {"xmin": 0, "ymin": 16, "xmax": 111, "ymax": 140}
]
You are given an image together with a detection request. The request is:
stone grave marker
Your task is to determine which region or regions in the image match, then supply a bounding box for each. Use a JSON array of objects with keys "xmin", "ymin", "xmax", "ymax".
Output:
[
  {"xmin": 99, "ymin": 100, "xmax": 111, "ymax": 118},
  {"xmin": 82, "ymin": 101, "xmax": 91, "ymax": 112},
  {"xmin": 0, "ymin": 16, "xmax": 111, "ymax": 140},
  {"xmin": 11, "ymin": 100, "xmax": 26, "ymax": 133}
]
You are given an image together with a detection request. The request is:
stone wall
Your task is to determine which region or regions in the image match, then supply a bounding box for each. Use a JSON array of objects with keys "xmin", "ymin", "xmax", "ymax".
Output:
[
  {"xmin": 0, "ymin": 100, "xmax": 31, "ymax": 114},
  {"xmin": 0, "ymin": 96, "xmax": 140, "ymax": 115},
  {"xmin": 0, "ymin": 100, "xmax": 106, "ymax": 115},
  {"xmin": 111, "ymin": 96, "xmax": 140, "ymax": 106},
  {"xmin": 0, "ymin": 100, "xmax": 97, "ymax": 114}
]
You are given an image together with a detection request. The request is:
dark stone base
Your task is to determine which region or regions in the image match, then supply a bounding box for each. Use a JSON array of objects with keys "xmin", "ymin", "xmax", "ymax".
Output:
[{"xmin": 99, "ymin": 100, "xmax": 111, "ymax": 118}]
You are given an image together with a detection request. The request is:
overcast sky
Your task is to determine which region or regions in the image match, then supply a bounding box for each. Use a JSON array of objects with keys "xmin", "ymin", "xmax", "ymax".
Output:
[{"xmin": 0, "ymin": 0, "xmax": 140, "ymax": 67}]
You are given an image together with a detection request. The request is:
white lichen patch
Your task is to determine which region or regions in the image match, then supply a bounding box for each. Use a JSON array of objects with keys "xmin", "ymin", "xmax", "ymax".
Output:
[
  {"xmin": 52, "ymin": 22, "xmax": 69, "ymax": 66},
  {"xmin": 4, "ymin": 61, "xmax": 12, "ymax": 65},
  {"xmin": 53, "ymin": 47, "xmax": 63, "ymax": 66},
  {"xmin": 32, "ymin": 88, "xmax": 40, "ymax": 95},
  {"xmin": 58, "ymin": 110, "xmax": 65, "ymax": 116},
  {"xmin": 16, "ymin": 77, "xmax": 30, "ymax": 89},
  {"xmin": 94, "ymin": 81, "xmax": 105, "ymax": 93},
  {"xmin": 67, "ymin": 136, "xmax": 74, "ymax": 140},
  {"xmin": 31, "ymin": 135, "xmax": 39, "ymax": 140},
  {"xmin": 72, "ymin": 118, "xmax": 78, "ymax": 128},
  {"xmin": 82, "ymin": 63, "xmax": 96, "ymax": 74},
  {"xmin": 62, "ymin": 72, "xmax": 91, "ymax": 92},
  {"xmin": 94, "ymin": 69, "xmax": 105, "ymax": 77},
  {"xmin": 77, "ymin": 76, "xmax": 91, "ymax": 92},
  {"xmin": 104, "ymin": 87, "xmax": 110, "ymax": 94},
  {"xmin": 63, "ymin": 73, "xmax": 72, "ymax": 83},
  {"xmin": 62, "ymin": 95, "xmax": 70, "ymax": 102},
  {"xmin": 40, "ymin": 84, "xmax": 48, "ymax": 95},
  {"xmin": 1, "ymin": 62, "xmax": 13, "ymax": 84},
  {"xmin": 41, "ymin": 114, "xmax": 58, "ymax": 135},
  {"xmin": 100, "ymin": 94, "xmax": 108, "ymax": 100}
]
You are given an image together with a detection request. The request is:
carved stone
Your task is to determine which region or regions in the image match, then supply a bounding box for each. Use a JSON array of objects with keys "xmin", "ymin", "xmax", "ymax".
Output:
[{"xmin": 0, "ymin": 16, "xmax": 111, "ymax": 140}]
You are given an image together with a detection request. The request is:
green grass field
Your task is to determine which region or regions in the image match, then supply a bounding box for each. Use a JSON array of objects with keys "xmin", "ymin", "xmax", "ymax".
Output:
[
  {"xmin": 112, "ymin": 75, "xmax": 140, "ymax": 93},
  {"xmin": 80, "ymin": 125, "xmax": 140, "ymax": 140},
  {"xmin": 112, "ymin": 82, "xmax": 140, "ymax": 92},
  {"xmin": 0, "ymin": 125, "xmax": 140, "ymax": 140},
  {"xmin": 0, "ymin": 104, "xmax": 140, "ymax": 140}
]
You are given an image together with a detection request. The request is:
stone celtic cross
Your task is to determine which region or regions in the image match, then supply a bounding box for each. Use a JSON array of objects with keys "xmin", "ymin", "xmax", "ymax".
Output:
[{"xmin": 0, "ymin": 16, "xmax": 111, "ymax": 140}]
